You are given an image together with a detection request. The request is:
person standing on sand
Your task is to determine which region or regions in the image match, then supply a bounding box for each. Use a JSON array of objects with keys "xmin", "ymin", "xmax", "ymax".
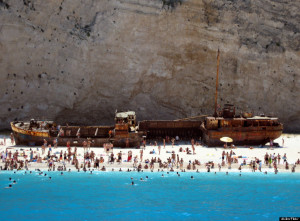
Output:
[
  {"xmin": 191, "ymin": 139, "xmax": 195, "ymax": 154},
  {"xmin": 42, "ymin": 145, "xmax": 45, "ymax": 155},
  {"xmin": 282, "ymin": 138, "xmax": 284, "ymax": 147},
  {"xmin": 180, "ymin": 158, "xmax": 184, "ymax": 170},
  {"xmin": 53, "ymin": 139, "xmax": 57, "ymax": 149},
  {"xmin": 171, "ymin": 138, "xmax": 175, "ymax": 148},
  {"xmin": 268, "ymin": 156, "xmax": 272, "ymax": 167},
  {"xmin": 10, "ymin": 133, "xmax": 14, "ymax": 145},
  {"xmin": 43, "ymin": 139, "xmax": 47, "ymax": 147},
  {"xmin": 222, "ymin": 151, "xmax": 225, "ymax": 161},
  {"xmin": 117, "ymin": 151, "xmax": 122, "ymax": 164},
  {"xmin": 283, "ymin": 153, "xmax": 287, "ymax": 164},
  {"xmin": 59, "ymin": 151, "xmax": 63, "ymax": 162},
  {"xmin": 110, "ymin": 152, "xmax": 114, "ymax": 163},
  {"xmin": 270, "ymin": 139, "xmax": 273, "ymax": 147},
  {"xmin": 87, "ymin": 139, "xmax": 91, "ymax": 150},
  {"xmin": 30, "ymin": 150, "xmax": 33, "ymax": 161},
  {"xmin": 163, "ymin": 139, "xmax": 166, "ymax": 149},
  {"xmin": 158, "ymin": 145, "xmax": 161, "ymax": 155},
  {"xmin": 83, "ymin": 140, "xmax": 87, "ymax": 152},
  {"xmin": 127, "ymin": 151, "xmax": 132, "ymax": 162},
  {"xmin": 1, "ymin": 152, "xmax": 6, "ymax": 163},
  {"xmin": 259, "ymin": 161, "xmax": 262, "ymax": 172},
  {"xmin": 172, "ymin": 152, "xmax": 176, "ymax": 167},
  {"xmin": 133, "ymin": 155, "xmax": 138, "ymax": 167},
  {"xmin": 140, "ymin": 149, "xmax": 143, "ymax": 162},
  {"xmin": 264, "ymin": 153, "xmax": 269, "ymax": 165}
]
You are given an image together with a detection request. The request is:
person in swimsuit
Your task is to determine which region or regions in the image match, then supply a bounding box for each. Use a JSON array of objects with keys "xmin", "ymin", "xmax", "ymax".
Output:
[{"xmin": 5, "ymin": 184, "xmax": 12, "ymax": 189}]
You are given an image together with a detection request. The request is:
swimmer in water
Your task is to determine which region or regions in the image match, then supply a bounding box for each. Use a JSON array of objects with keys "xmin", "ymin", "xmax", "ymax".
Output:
[
  {"xmin": 9, "ymin": 178, "xmax": 11, "ymax": 181},
  {"xmin": 44, "ymin": 174, "xmax": 47, "ymax": 176},
  {"xmin": 131, "ymin": 181, "xmax": 134, "ymax": 185},
  {"xmin": 30, "ymin": 171, "xmax": 32, "ymax": 174},
  {"xmin": 131, "ymin": 177, "xmax": 133, "ymax": 180},
  {"xmin": 214, "ymin": 172, "xmax": 216, "ymax": 174},
  {"xmin": 264, "ymin": 171, "xmax": 267, "ymax": 174},
  {"xmin": 191, "ymin": 176, "xmax": 194, "ymax": 179},
  {"xmin": 146, "ymin": 176, "xmax": 148, "ymax": 179},
  {"xmin": 13, "ymin": 180, "xmax": 17, "ymax": 184},
  {"xmin": 49, "ymin": 177, "xmax": 52, "ymax": 179},
  {"xmin": 61, "ymin": 172, "xmax": 63, "ymax": 175},
  {"xmin": 178, "ymin": 174, "xmax": 180, "ymax": 177},
  {"xmin": 161, "ymin": 174, "xmax": 164, "ymax": 177},
  {"xmin": 226, "ymin": 172, "xmax": 228, "ymax": 175},
  {"xmin": 5, "ymin": 184, "xmax": 12, "ymax": 189}
]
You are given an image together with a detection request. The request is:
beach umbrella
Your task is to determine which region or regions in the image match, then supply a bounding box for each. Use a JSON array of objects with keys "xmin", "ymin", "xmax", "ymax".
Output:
[
  {"xmin": 220, "ymin": 137, "xmax": 233, "ymax": 143},
  {"xmin": 220, "ymin": 137, "xmax": 233, "ymax": 148}
]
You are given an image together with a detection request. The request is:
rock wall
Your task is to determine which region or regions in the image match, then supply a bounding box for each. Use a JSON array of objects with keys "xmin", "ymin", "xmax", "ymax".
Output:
[{"xmin": 0, "ymin": 0, "xmax": 299, "ymax": 132}]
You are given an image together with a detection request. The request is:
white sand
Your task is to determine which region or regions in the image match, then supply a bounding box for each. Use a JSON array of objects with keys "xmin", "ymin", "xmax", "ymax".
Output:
[{"xmin": 0, "ymin": 133, "xmax": 299, "ymax": 173}]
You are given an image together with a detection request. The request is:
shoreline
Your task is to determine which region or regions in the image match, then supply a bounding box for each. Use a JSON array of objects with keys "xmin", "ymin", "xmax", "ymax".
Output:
[{"xmin": 0, "ymin": 167, "xmax": 298, "ymax": 174}]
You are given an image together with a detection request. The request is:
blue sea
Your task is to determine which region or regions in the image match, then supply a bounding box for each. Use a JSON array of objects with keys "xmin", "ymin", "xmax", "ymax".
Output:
[{"xmin": 0, "ymin": 171, "xmax": 299, "ymax": 221}]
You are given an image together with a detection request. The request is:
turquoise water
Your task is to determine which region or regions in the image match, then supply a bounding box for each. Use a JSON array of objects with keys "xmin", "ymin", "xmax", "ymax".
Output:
[{"xmin": 0, "ymin": 171, "xmax": 299, "ymax": 221}]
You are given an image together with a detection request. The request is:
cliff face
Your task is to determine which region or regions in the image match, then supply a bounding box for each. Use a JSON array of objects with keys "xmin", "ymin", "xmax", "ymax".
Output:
[{"xmin": 0, "ymin": 0, "xmax": 299, "ymax": 132}]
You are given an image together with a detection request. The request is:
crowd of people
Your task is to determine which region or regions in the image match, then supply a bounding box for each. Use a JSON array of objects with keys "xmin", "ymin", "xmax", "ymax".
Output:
[{"xmin": 0, "ymin": 136, "xmax": 299, "ymax": 173}]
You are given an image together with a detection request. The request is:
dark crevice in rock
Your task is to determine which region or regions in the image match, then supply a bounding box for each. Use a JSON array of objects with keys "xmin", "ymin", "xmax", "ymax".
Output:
[
  {"xmin": 161, "ymin": 0, "xmax": 183, "ymax": 10},
  {"xmin": 23, "ymin": 0, "xmax": 35, "ymax": 11},
  {"xmin": 70, "ymin": 12, "xmax": 100, "ymax": 40},
  {"xmin": 0, "ymin": 0, "xmax": 9, "ymax": 9}
]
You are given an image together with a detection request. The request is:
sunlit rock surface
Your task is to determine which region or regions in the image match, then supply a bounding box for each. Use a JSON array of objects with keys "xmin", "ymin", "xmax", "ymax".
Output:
[{"xmin": 0, "ymin": 0, "xmax": 299, "ymax": 132}]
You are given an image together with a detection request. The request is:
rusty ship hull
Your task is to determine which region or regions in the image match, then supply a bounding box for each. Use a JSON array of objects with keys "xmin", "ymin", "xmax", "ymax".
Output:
[
  {"xmin": 11, "ymin": 121, "xmax": 142, "ymax": 148},
  {"xmin": 201, "ymin": 124, "xmax": 283, "ymax": 147},
  {"xmin": 200, "ymin": 113, "xmax": 283, "ymax": 147},
  {"xmin": 138, "ymin": 120, "xmax": 202, "ymax": 139}
]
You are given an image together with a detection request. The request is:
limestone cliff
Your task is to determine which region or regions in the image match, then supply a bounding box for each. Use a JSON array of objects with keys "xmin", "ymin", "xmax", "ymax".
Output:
[{"xmin": 0, "ymin": 0, "xmax": 299, "ymax": 132}]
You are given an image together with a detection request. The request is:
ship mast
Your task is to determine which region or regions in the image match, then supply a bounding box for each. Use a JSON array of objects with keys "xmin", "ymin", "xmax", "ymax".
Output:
[{"xmin": 214, "ymin": 49, "xmax": 220, "ymax": 117}]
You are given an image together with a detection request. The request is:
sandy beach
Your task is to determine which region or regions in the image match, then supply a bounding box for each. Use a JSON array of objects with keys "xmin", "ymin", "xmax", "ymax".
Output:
[{"xmin": 0, "ymin": 133, "xmax": 299, "ymax": 173}]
